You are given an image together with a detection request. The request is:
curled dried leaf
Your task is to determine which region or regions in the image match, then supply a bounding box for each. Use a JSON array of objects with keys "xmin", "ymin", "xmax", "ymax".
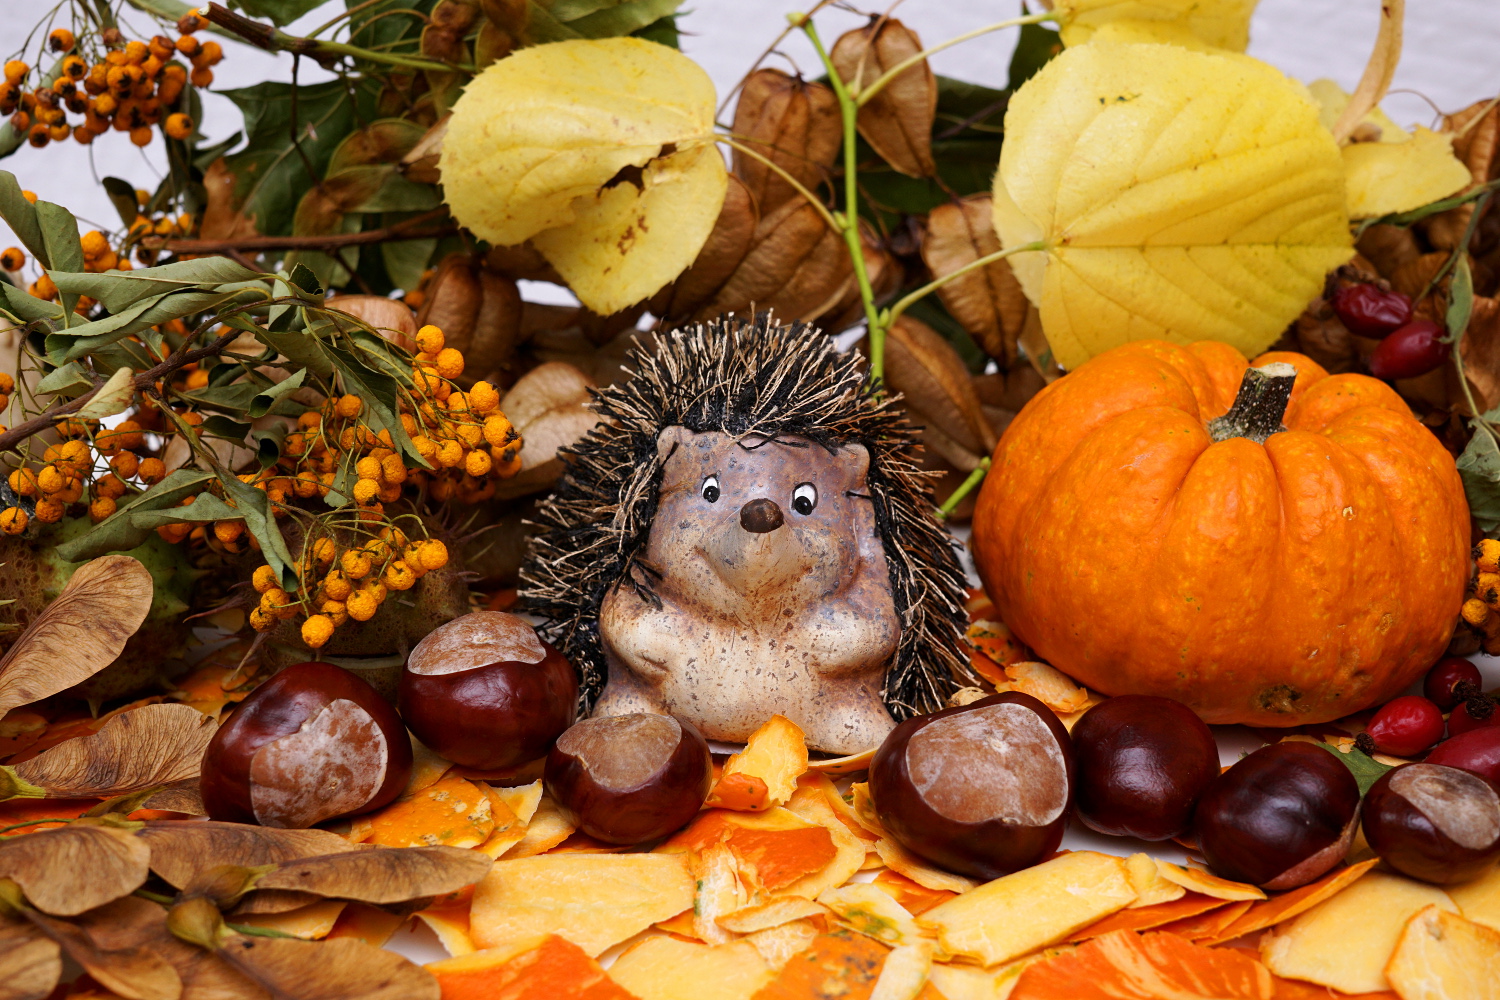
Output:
[
  {"xmin": 9, "ymin": 704, "xmax": 215, "ymax": 802},
  {"xmin": 140, "ymin": 821, "xmax": 362, "ymax": 890},
  {"xmin": 25, "ymin": 906, "xmax": 182, "ymax": 1000},
  {"xmin": 0, "ymin": 556, "xmax": 154, "ymax": 716},
  {"xmin": 0, "ymin": 822, "xmax": 150, "ymax": 916},
  {"xmin": 730, "ymin": 69, "xmax": 841, "ymax": 212},
  {"xmin": 832, "ymin": 18, "xmax": 937, "ymax": 178},
  {"xmin": 923, "ymin": 196, "xmax": 1030, "ymax": 367},
  {"xmin": 254, "ymin": 846, "xmax": 493, "ymax": 905},
  {"xmin": 1330, "ymin": 0, "xmax": 1405, "ymax": 144},
  {"xmin": 1428, "ymin": 97, "xmax": 1500, "ymax": 250}
]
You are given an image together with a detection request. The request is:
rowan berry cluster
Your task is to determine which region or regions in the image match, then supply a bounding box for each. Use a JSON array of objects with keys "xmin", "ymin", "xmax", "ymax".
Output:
[
  {"xmin": 1, "ymin": 13, "xmax": 219, "ymax": 151},
  {"xmin": 1460, "ymin": 539, "xmax": 1500, "ymax": 655}
]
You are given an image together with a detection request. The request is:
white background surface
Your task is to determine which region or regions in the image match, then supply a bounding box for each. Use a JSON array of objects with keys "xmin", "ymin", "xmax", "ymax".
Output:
[{"xmin": 0, "ymin": 0, "xmax": 1496, "ymax": 250}]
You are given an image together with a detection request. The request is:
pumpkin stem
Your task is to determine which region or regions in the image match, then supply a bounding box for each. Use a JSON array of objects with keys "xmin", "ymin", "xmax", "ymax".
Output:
[{"xmin": 1208, "ymin": 363, "xmax": 1298, "ymax": 444}]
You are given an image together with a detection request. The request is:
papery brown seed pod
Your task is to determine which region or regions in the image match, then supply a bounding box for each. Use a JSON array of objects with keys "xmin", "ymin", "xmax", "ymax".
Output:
[
  {"xmin": 821, "ymin": 223, "xmax": 901, "ymax": 334},
  {"xmin": 730, "ymin": 69, "xmax": 840, "ymax": 214},
  {"xmin": 430, "ymin": 0, "xmax": 480, "ymax": 32},
  {"xmin": 401, "ymin": 116, "xmax": 449, "ymax": 186},
  {"xmin": 420, "ymin": 24, "xmax": 466, "ymax": 63},
  {"xmin": 466, "ymin": 269, "xmax": 523, "ymax": 381},
  {"xmin": 972, "ymin": 366, "xmax": 1045, "ymax": 437},
  {"xmin": 494, "ymin": 362, "xmax": 599, "ymax": 499},
  {"xmin": 662, "ymin": 174, "xmax": 759, "ymax": 321},
  {"xmin": 1426, "ymin": 98, "xmax": 1499, "ymax": 251},
  {"xmin": 922, "ymin": 195, "xmax": 1029, "ymax": 368},
  {"xmin": 830, "ymin": 18, "xmax": 936, "ymax": 178},
  {"xmin": 416, "ymin": 254, "xmax": 481, "ymax": 353},
  {"xmin": 701, "ymin": 198, "xmax": 849, "ymax": 322},
  {"xmin": 880, "ymin": 315, "xmax": 995, "ymax": 471},
  {"xmin": 327, "ymin": 295, "xmax": 418, "ymax": 353}
]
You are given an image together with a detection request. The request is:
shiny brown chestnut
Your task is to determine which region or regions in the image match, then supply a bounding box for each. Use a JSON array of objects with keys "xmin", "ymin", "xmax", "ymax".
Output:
[
  {"xmin": 1071, "ymin": 695, "xmax": 1219, "ymax": 842},
  {"xmin": 869, "ymin": 691, "xmax": 1074, "ymax": 880},
  {"xmin": 1193, "ymin": 741, "xmax": 1360, "ymax": 890},
  {"xmin": 1362, "ymin": 763, "xmax": 1500, "ymax": 885},
  {"xmin": 201, "ymin": 661, "xmax": 412, "ymax": 828},
  {"xmin": 545, "ymin": 713, "xmax": 712, "ymax": 844},
  {"xmin": 399, "ymin": 611, "xmax": 578, "ymax": 770}
]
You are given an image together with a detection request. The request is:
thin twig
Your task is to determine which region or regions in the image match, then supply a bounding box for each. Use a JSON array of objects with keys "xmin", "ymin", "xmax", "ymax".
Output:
[
  {"xmin": 201, "ymin": 2, "xmax": 459, "ymax": 73},
  {"xmin": 855, "ymin": 11, "xmax": 1054, "ymax": 107},
  {"xmin": 715, "ymin": 136, "xmax": 839, "ymax": 231},
  {"xmin": 142, "ymin": 209, "xmax": 454, "ymax": 254},
  {"xmin": 886, "ymin": 240, "xmax": 1047, "ymax": 329}
]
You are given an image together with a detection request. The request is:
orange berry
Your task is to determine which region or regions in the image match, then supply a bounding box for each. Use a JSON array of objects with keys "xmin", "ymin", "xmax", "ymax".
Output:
[
  {"xmin": 189, "ymin": 66, "xmax": 212, "ymax": 88},
  {"xmin": 433, "ymin": 348, "xmax": 465, "ymax": 379},
  {"xmin": 335, "ymin": 394, "xmax": 363, "ymax": 419},
  {"xmin": 48, "ymin": 28, "xmax": 76, "ymax": 52},
  {"xmin": 33, "ymin": 498, "xmax": 64, "ymax": 523},
  {"xmin": 4, "ymin": 62, "xmax": 28, "ymax": 86},
  {"xmin": 137, "ymin": 456, "xmax": 166, "ymax": 485},
  {"xmin": 198, "ymin": 41, "xmax": 223, "ymax": 65},
  {"xmin": 111, "ymin": 451, "xmax": 139, "ymax": 478},
  {"xmin": 89, "ymin": 496, "xmax": 116, "ymax": 523},
  {"xmin": 164, "ymin": 112, "xmax": 192, "ymax": 139},
  {"xmin": 26, "ymin": 123, "xmax": 49, "ymax": 147},
  {"xmin": 0, "ymin": 247, "xmax": 23, "ymax": 271},
  {"xmin": 175, "ymin": 35, "xmax": 200, "ymax": 57},
  {"xmin": 61, "ymin": 55, "xmax": 86, "ymax": 81},
  {"xmin": 73, "ymin": 126, "xmax": 94, "ymax": 145},
  {"xmin": 464, "ymin": 448, "xmax": 492, "ymax": 478},
  {"xmin": 415, "ymin": 325, "xmax": 444, "ymax": 354},
  {"xmin": 8, "ymin": 468, "xmax": 37, "ymax": 496},
  {"xmin": 123, "ymin": 40, "xmax": 149, "ymax": 64},
  {"xmin": 129, "ymin": 125, "xmax": 151, "ymax": 146},
  {"xmin": 302, "ymin": 615, "xmax": 334, "ymax": 649},
  {"xmin": 0, "ymin": 506, "xmax": 28, "ymax": 534}
]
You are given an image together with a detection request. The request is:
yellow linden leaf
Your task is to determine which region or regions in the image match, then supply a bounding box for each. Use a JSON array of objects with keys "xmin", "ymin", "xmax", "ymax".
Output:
[
  {"xmin": 440, "ymin": 37, "xmax": 726, "ymax": 314},
  {"xmin": 1052, "ymin": 0, "xmax": 1258, "ymax": 52},
  {"xmin": 993, "ymin": 42, "xmax": 1353, "ymax": 371},
  {"xmin": 1306, "ymin": 80, "xmax": 1472, "ymax": 219},
  {"xmin": 1343, "ymin": 128, "xmax": 1472, "ymax": 218}
]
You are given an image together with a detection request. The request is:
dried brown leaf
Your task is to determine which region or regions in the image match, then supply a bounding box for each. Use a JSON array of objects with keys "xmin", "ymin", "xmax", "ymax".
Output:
[
  {"xmin": 703, "ymin": 197, "xmax": 850, "ymax": 322},
  {"xmin": 140, "ymin": 822, "xmax": 362, "ymax": 891},
  {"xmin": 831, "ymin": 19, "xmax": 936, "ymax": 178},
  {"xmin": 466, "ymin": 270, "xmax": 522, "ymax": 380},
  {"xmin": 399, "ymin": 115, "xmax": 449, "ymax": 186},
  {"xmin": 0, "ymin": 916, "xmax": 60, "ymax": 1000},
  {"xmin": 229, "ymin": 890, "xmax": 324, "ymax": 917},
  {"xmin": 324, "ymin": 296, "xmax": 418, "ymax": 353},
  {"xmin": 730, "ymin": 69, "xmax": 840, "ymax": 213},
  {"xmin": 199, "ymin": 158, "xmax": 258, "ymax": 243},
  {"xmin": 0, "ymin": 821, "xmax": 149, "ymax": 916},
  {"xmin": 883, "ymin": 316, "xmax": 996, "ymax": 468},
  {"xmin": 414, "ymin": 254, "xmax": 480, "ymax": 355},
  {"xmin": 1428, "ymin": 98, "xmax": 1500, "ymax": 250},
  {"xmin": 922, "ymin": 196, "xmax": 1029, "ymax": 367},
  {"xmin": 1293, "ymin": 301, "xmax": 1358, "ymax": 374},
  {"xmin": 142, "ymin": 783, "xmax": 207, "ymax": 816},
  {"xmin": 663, "ymin": 174, "xmax": 759, "ymax": 320},
  {"xmin": 0, "ymin": 556, "xmax": 154, "ymax": 716},
  {"xmin": 1355, "ymin": 223, "xmax": 1423, "ymax": 278},
  {"xmin": 215, "ymin": 935, "xmax": 439, "ymax": 1000},
  {"xmin": 10, "ymin": 704, "xmax": 215, "ymax": 801},
  {"xmin": 1460, "ymin": 295, "xmax": 1500, "ymax": 413},
  {"xmin": 253, "ymin": 847, "xmax": 492, "ymax": 905},
  {"xmin": 26, "ymin": 905, "xmax": 182, "ymax": 1000}
]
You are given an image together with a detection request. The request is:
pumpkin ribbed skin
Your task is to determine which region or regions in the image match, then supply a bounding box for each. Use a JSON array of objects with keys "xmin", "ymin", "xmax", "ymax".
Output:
[{"xmin": 972, "ymin": 340, "xmax": 1469, "ymax": 726}]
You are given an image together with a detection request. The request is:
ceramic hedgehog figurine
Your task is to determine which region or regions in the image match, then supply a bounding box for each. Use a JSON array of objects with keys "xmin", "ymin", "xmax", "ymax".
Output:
[{"xmin": 521, "ymin": 314, "xmax": 973, "ymax": 753}]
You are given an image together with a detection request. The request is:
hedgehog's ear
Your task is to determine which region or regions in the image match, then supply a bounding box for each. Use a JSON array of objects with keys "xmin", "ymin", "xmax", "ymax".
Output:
[{"xmin": 655, "ymin": 425, "xmax": 694, "ymax": 461}]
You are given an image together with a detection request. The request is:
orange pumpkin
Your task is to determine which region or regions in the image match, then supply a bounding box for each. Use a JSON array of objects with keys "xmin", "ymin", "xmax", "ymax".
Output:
[{"xmin": 971, "ymin": 340, "xmax": 1469, "ymax": 726}]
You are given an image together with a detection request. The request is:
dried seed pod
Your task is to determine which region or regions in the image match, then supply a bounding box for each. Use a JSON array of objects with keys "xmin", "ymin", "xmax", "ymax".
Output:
[
  {"xmin": 730, "ymin": 69, "xmax": 840, "ymax": 213},
  {"xmin": 702, "ymin": 198, "xmax": 850, "ymax": 322},
  {"xmin": 492, "ymin": 362, "xmax": 598, "ymax": 499},
  {"xmin": 821, "ymin": 223, "xmax": 901, "ymax": 335},
  {"xmin": 326, "ymin": 295, "xmax": 418, "ymax": 353},
  {"xmin": 661, "ymin": 174, "xmax": 758, "ymax": 321},
  {"xmin": 480, "ymin": 0, "xmax": 528, "ymax": 35},
  {"xmin": 830, "ymin": 18, "xmax": 936, "ymax": 178},
  {"xmin": 880, "ymin": 316, "xmax": 995, "ymax": 471},
  {"xmin": 922, "ymin": 195, "xmax": 1029, "ymax": 368},
  {"xmin": 465, "ymin": 269, "xmax": 522, "ymax": 381},
  {"xmin": 415, "ymin": 254, "xmax": 481, "ymax": 354}
]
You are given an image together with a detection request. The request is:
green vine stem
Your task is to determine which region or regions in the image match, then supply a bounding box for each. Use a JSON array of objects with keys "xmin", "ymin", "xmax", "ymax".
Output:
[
  {"xmin": 884, "ymin": 240, "xmax": 1047, "ymax": 330},
  {"xmin": 853, "ymin": 12, "xmax": 1056, "ymax": 107},
  {"xmin": 938, "ymin": 457, "xmax": 990, "ymax": 518},
  {"xmin": 714, "ymin": 136, "xmax": 840, "ymax": 232}
]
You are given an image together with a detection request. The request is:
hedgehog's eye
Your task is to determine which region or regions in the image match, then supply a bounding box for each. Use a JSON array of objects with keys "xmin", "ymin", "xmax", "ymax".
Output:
[
  {"xmin": 701, "ymin": 475, "xmax": 720, "ymax": 503},
  {"xmin": 791, "ymin": 482, "xmax": 817, "ymax": 515}
]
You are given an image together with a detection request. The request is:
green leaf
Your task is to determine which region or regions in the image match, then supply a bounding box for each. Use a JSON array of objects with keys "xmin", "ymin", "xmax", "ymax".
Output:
[
  {"xmin": 102, "ymin": 177, "xmax": 142, "ymax": 229},
  {"xmin": 35, "ymin": 361, "xmax": 95, "ymax": 397},
  {"xmin": 129, "ymin": 491, "xmax": 239, "ymax": 527},
  {"xmin": 346, "ymin": 0, "xmax": 430, "ymax": 54},
  {"xmin": 228, "ymin": 0, "xmax": 328, "ymax": 27},
  {"xmin": 325, "ymin": 342, "xmax": 420, "ymax": 463},
  {"xmin": 1458, "ymin": 425, "xmax": 1500, "ymax": 535},
  {"xmin": 35, "ymin": 201, "xmax": 85, "ymax": 318},
  {"xmin": 1449, "ymin": 255, "xmax": 1474, "ymax": 341},
  {"xmin": 354, "ymin": 174, "xmax": 441, "ymax": 214},
  {"xmin": 201, "ymin": 414, "xmax": 253, "ymax": 441},
  {"xmin": 51, "ymin": 258, "xmax": 265, "ymax": 315},
  {"xmin": 252, "ymin": 422, "xmax": 289, "ymax": 465},
  {"xmin": 632, "ymin": 14, "xmax": 679, "ymax": 48},
  {"xmin": 220, "ymin": 473, "xmax": 300, "ymax": 591},
  {"xmin": 249, "ymin": 368, "xmax": 307, "ymax": 418},
  {"xmin": 46, "ymin": 287, "xmax": 257, "ymax": 363},
  {"xmin": 565, "ymin": 0, "xmax": 683, "ymax": 37},
  {"xmin": 287, "ymin": 263, "xmax": 323, "ymax": 297},
  {"xmin": 0, "ymin": 282, "xmax": 62, "ymax": 324},
  {"xmin": 327, "ymin": 119, "xmax": 426, "ymax": 175},
  {"xmin": 380, "ymin": 228, "xmax": 436, "ymax": 292},
  {"xmin": 0, "ymin": 170, "xmax": 46, "ymax": 267},
  {"xmin": 76, "ymin": 366, "xmax": 136, "ymax": 420},
  {"xmin": 1315, "ymin": 742, "xmax": 1397, "ymax": 796},
  {"xmin": 526, "ymin": 1, "xmax": 584, "ymax": 41},
  {"xmin": 257, "ymin": 324, "xmax": 334, "ymax": 379},
  {"xmin": 53, "ymin": 469, "xmax": 216, "ymax": 560}
]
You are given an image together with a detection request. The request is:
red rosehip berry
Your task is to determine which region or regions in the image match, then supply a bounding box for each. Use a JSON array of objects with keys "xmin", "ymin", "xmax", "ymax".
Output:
[
  {"xmin": 1425, "ymin": 656, "xmax": 1483, "ymax": 710},
  {"xmin": 1368, "ymin": 320, "xmax": 1449, "ymax": 380},
  {"xmin": 1332, "ymin": 283, "xmax": 1412, "ymax": 339},
  {"xmin": 1449, "ymin": 694, "xmax": 1500, "ymax": 738},
  {"xmin": 1365, "ymin": 696, "xmax": 1446, "ymax": 757}
]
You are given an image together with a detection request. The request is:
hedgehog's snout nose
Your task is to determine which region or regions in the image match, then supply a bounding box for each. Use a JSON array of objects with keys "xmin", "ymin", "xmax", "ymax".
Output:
[{"xmin": 739, "ymin": 498, "xmax": 784, "ymax": 533}]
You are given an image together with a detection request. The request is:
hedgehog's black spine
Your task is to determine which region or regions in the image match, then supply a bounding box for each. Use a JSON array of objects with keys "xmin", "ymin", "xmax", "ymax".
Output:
[{"xmin": 520, "ymin": 312, "xmax": 975, "ymax": 720}]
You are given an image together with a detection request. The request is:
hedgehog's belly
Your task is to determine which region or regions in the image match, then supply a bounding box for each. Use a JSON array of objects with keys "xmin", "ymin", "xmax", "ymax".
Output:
[{"xmin": 595, "ymin": 593, "xmax": 898, "ymax": 754}]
